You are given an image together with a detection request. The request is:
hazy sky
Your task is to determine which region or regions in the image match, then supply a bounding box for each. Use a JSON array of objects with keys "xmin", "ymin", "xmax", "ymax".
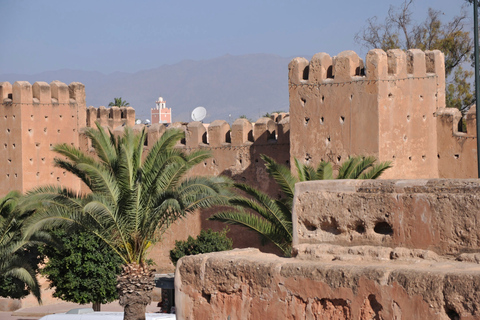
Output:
[{"xmin": 0, "ymin": 0, "xmax": 471, "ymax": 75}]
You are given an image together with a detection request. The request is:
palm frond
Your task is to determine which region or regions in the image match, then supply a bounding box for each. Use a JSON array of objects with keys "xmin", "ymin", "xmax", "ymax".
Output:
[
  {"xmin": 208, "ymin": 210, "xmax": 291, "ymax": 256},
  {"xmin": 359, "ymin": 160, "xmax": 393, "ymax": 179},
  {"xmin": 315, "ymin": 161, "xmax": 333, "ymax": 180},
  {"xmin": 261, "ymin": 154, "xmax": 296, "ymax": 203},
  {"xmin": 346, "ymin": 156, "xmax": 376, "ymax": 179}
]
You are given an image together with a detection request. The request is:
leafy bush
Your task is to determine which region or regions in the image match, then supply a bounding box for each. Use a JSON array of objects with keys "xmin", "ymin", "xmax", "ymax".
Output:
[
  {"xmin": 40, "ymin": 229, "xmax": 123, "ymax": 310},
  {"xmin": 170, "ymin": 228, "xmax": 233, "ymax": 266}
]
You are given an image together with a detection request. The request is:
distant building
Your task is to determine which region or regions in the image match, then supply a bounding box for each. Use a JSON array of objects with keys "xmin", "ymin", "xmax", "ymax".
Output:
[{"xmin": 151, "ymin": 97, "xmax": 171, "ymax": 124}]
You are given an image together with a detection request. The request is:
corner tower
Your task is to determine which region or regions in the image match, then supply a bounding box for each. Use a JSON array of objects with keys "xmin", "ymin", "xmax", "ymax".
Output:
[
  {"xmin": 0, "ymin": 81, "xmax": 86, "ymax": 195},
  {"xmin": 288, "ymin": 49, "xmax": 445, "ymax": 179}
]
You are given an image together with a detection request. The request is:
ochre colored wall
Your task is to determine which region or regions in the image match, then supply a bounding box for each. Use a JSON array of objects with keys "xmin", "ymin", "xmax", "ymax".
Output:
[
  {"xmin": 176, "ymin": 179, "xmax": 480, "ymax": 320},
  {"xmin": 0, "ymin": 81, "xmax": 86, "ymax": 195},
  {"xmin": 288, "ymin": 49, "xmax": 448, "ymax": 179},
  {"xmin": 436, "ymin": 107, "xmax": 478, "ymax": 178}
]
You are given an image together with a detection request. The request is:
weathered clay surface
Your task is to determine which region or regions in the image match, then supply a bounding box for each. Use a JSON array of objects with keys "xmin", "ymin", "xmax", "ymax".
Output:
[
  {"xmin": 175, "ymin": 248, "xmax": 480, "ymax": 320},
  {"xmin": 293, "ymin": 179, "xmax": 480, "ymax": 255},
  {"xmin": 0, "ymin": 298, "xmax": 21, "ymax": 311},
  {"xmin": 176, "ymin": 178, "xmax": 480, "ymax": 319}
]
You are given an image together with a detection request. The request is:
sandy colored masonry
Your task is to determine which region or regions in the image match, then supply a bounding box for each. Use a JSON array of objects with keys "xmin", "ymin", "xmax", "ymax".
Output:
[{"xmin": 176, "ymin": 179, "xmax": 480, "ymax": 320}]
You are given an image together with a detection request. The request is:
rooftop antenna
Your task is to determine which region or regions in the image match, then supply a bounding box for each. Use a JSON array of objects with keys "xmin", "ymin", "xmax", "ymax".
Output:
[{"xmin": 191, "ymin": 106, "xmax": 207, "ymax": 122}]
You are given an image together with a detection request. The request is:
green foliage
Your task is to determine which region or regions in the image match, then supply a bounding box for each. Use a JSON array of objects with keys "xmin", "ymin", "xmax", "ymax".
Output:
[
  {"xmin": 238, "ymin": 115, "xmax": 252, "ymax": 122},
  {"xmin": 108, "ymin": 97, "xmax": 130, "ymax": 107},
  {"xmin": 22, "ymin": 124, "xmax": 233, "ymax": 268},
  {"xmin": 209, "ymin": 155, "xmax": 391, "ymax": 256},
  {"xmin": 355, "ymin": 0, "xmax": 473, "ymax": 110},
  {"xmin": 169, "ymin": 228, "xmax": 233, "ymax": 266},
  {"xmin": 0, "ymin": 191, "xmax": 45, "ymax": 302},
  {"xmin": 446, "ymin": 66, "xmax": 474, "ymax": 112},
  {"xmin": 262, "ymin": 111, "xmax": 286, "ymax": 118},
  {"xmin": 40, "ymin": 229, "xmax": 122, "ymax": 305}
]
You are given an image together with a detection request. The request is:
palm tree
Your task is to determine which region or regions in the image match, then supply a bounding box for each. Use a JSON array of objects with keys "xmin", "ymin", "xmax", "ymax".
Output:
[
  {"xmin": 209, "ymin": 155, "xmax": 392, "ymax": 256},
  {"xmin": 108, "ymin": 97, "xmax": 130, "ymax": 107},
  {"xmin": 0, "ymin": 191, "xmax": 42, "ymax": 303},
  {"xmin": 22, "ymin": 124, "xmax": 232, "ymax": 320}
]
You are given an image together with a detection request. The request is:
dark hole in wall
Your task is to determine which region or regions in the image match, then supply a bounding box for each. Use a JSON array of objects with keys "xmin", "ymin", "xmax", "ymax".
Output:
[
  {"xmin": 7, "ymin": 93, "xmax": 12, "ymax": 99},
  {"xmin": 108, "ymin": 110, "xmax": 113, "ymax": 119},
  {"xmin": 355, "ymin": 223, "xmax": 366, "ymax": 234},
  {"xmin": 458, "ymin": 118, "xmax": 467, "ymax": 133},
  {"xmin": 248, "ymin": 130, "xmax": 254, "ymax": 142},
  {"xmin": 446, "ymin": 307, "xmax": 460, "ymax": 320},
  {"xmin": 180, "ymin": 138, "xmax": 186, "ymax": 145},
  {"xmin": 300, "ymin": 98, "xmax": 306, "ymax": 107},
  {"xmin": 368, "ymin": 294, "xmax": 383, "ymax": 316},
  {"xmin": 202, "ymin": 132, "xmax": 208, "ymax": 144},
  {"xmin": 355, "ymin": 67, "xmax": 365, "ymax": 76},
  {"xmin": 202, "ymin": 292, "xmax": 211, "ymax": 304},
  {"xmin": 303, "ymin": 66, "xmax": 309, "ymax": 80},
  {"xmin": 268, "ymin": 130, "xmax": 276, "ymax": 141},
  {"xmin": 144, "ymin": 135, "xmax": 148, "ymax": 146},
  {"xmin": 304, "ymin": 221, "xmax": 317, "ymax": 232},
  {"xmin": 225, "ymin": 131, "xmax": 231, "ymax": 143},
  {"xmin": 374, "ymin": 221, "xmax": 393, "ymax": 236},
  {"xmin": 326, "ymin": 66, "xmax": 334, "ymax": 78},
  {"xmin": 320, "ymin": 217, "xmax": 341, "ymax": 235},
  {"xmin": 121, "ymin": 110, "xmax": 126, "ymax": 119}
]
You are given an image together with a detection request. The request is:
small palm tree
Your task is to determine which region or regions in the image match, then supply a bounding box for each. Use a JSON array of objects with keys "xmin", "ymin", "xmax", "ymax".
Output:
[
  {"xmin": 108, "ymin": 97, "xmax": 130, "ymax": 107},
  {"xmin": 209, "ymin": 155, "xmax": 392, "ymax": 256},
  {"xmin": 22, "ymin": 124, "xmax": 232, "ymax": 320},
  {"xmin": 0, "ymin": 191, "xmax": 42, "ymax": 303}
]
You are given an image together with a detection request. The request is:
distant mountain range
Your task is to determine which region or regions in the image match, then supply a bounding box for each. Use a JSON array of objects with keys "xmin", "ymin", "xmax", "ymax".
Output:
[{"xmin": 1, "ymin": 53, "xmax": 294, "ymax": 123}]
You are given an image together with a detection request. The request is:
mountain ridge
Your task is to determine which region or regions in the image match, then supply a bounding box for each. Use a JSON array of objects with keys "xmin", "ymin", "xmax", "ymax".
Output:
[{"xmin": 1, "ymin": 53, "xmax": 295, "ymax": 122}]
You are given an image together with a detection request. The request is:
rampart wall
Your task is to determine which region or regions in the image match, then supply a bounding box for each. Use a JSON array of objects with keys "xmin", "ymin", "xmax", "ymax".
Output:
[
  {"xmin": 87, "ymin": 115, "xmax": 290, "ymax": 271},
  {"xmin": 0, "ymin": 81, "xmax": 86, "ymax": 195},
  {"xmin": 86, "ymin": 105, "xmax": 136, "ymax": 128},
  {"xmin": 176, "ymin": 179, "xmax": 480, "ymax": 320},
  {"xmin": 288, "ymin": 49, "xmax": 477, "ymax": 179},
  {"xmin": 436, "ymin": 106, "xmax": 478, "ymax": 178}
]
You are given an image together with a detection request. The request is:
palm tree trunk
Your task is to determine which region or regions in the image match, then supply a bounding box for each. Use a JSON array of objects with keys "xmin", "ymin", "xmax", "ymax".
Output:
[{"xmin": 117, "ymin": 263, "xmax": 155, "ymax": 320}]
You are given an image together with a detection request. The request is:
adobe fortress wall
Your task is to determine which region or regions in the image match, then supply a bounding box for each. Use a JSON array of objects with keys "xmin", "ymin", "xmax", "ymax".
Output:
[
  {"xmin": 0, "ymin": 81, "xmax": 86, "ymax": 195},
  {"xmin": 288, "ymin": 49, "xmax": 476, "ymax": 179},
  {"xmin": 176, "ymin": 179, "xmax": 480, "ymax": 320},
  {"xmin": 91, "ymin": 114, "xmax": 291, "ymax": 271}
]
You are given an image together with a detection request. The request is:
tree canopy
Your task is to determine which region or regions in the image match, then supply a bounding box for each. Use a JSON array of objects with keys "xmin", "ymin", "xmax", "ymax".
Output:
[
  {"xmin": 0, "ymin": 191, "xmax": 45, "ymax": 303},
  {"xmin": 355, "ymin": 0, "xmax": 474, "ymax": 111},
  {"xmin": 108, "ymin": 97, "xmax": 130, "ymax": 107},
  {"xmin": 40, "ymin": 229, "xmax": 122, "ymax": 311},
  {"xmin": 22, "ymin": 124, "xmax": 232, "ymax": 320}
]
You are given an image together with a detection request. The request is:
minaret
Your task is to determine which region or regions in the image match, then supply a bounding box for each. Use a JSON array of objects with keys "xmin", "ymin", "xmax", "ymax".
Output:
[{"xmin": 151, "ymin": 97, "xmax": 172, "ymax": 124}]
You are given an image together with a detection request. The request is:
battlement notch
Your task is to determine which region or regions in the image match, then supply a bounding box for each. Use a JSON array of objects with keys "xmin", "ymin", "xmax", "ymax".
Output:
[
  {"xmin": 86, "ymin": 106, "xmax": 135, "ymax": 129},
  {"xmin": 231, "ymin": 118, "xmax": 253, "ymax": 146},
  {"xmin": 0, "ymin": 82, "xmax": 12, "ymax": 102},
  {"xmin": 5, "ymin": 81, "xmax": 86, "ymax": 105},
  {"xmin": 208, "ymin": 120, "xmax": 230, "ymax": 147}
]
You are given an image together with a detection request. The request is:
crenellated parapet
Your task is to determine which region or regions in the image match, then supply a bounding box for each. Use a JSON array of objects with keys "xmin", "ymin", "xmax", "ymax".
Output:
[
  {"xmin": 0, "ymin": 80, "xmax": 86, "ymax": 106},
  {"xmin": 436, "ymin": 107, "xmax": 477, "ymax": 178},
  {"xmin": 289, "ymin": 49, "xmax": 444, "ymax": 87},
  {"xmin": 86, "ymin": 105, "xmax": 135, "ymax": 129},
  {"xmin": 140, "ymin": 115, "xmax": 290, "ymax": 151},
  {"xmin": 289, "ymin": 49, "xmax": 445, "ymax": 179}
]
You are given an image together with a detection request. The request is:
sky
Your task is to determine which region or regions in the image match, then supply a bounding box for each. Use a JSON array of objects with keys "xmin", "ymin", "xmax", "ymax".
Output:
[{"xmin": 0, "ymin": 0, "xmax": 472, "ymax": 75}]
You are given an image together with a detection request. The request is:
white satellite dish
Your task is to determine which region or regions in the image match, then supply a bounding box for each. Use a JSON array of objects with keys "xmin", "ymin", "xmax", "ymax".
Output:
[{"xmin": 191, "ymin": 106, "xmax": 207, "ymax": 122}]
